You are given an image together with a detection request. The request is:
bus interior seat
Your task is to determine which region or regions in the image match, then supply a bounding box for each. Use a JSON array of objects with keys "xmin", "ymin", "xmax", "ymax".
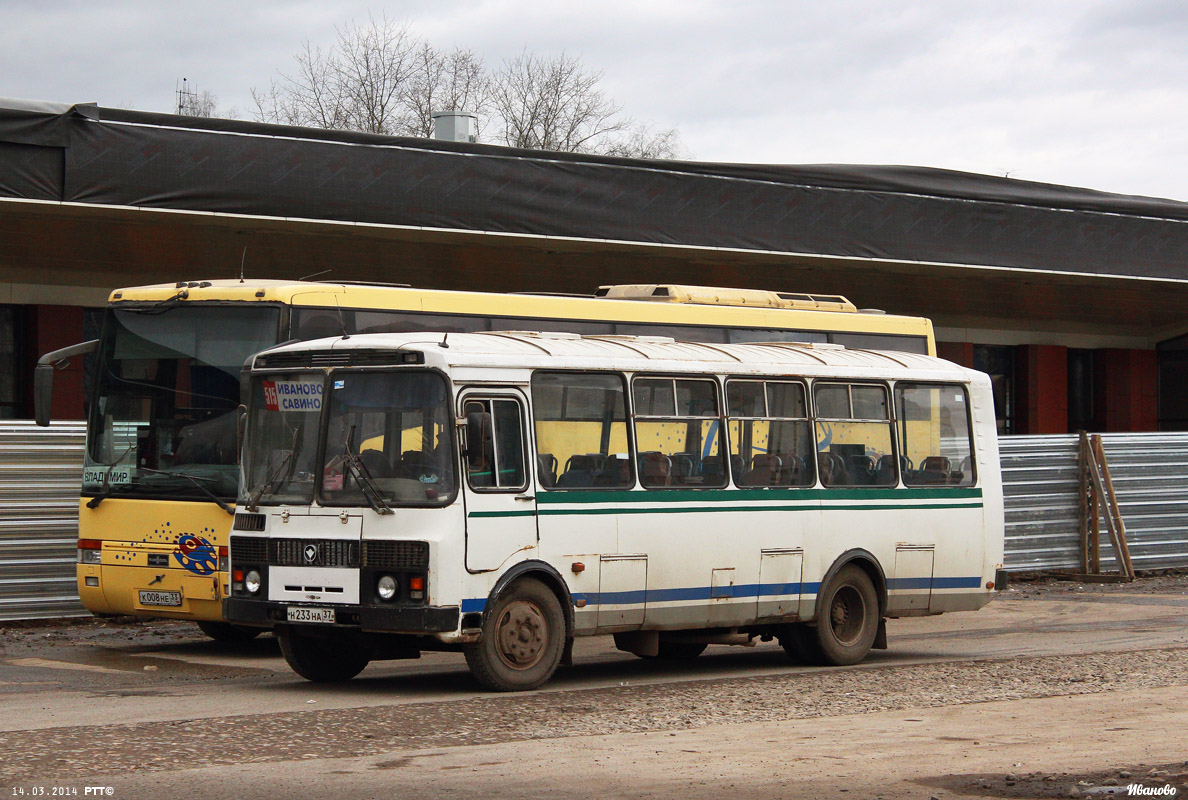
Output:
[
  {"xmin": 874, "ymin": 454, "xmax": 899, "ymax": 485},
  {"xmin": 595, "ymin": 455, "xmax": 632, "ymax": 486},
  {"xmin": 669, "ymin": 453, "xmax": 696, "ymax": 484},
  {"xmin": 917, "ymin": 455, "xmax": 951, "ymax": 485},
  {"xmin": 537, "ymin": 453, "xmax": 558, "ymax": 487},
  {"xmin": 819, "ymin": 452, "xmax": 851, "ymax": 486},
  {"xmin": 395, "ymin": 450, "xmax": 429, "ymax": 479},
  {"xmin": 777, "ymin": 453, "xmax": 806, "ymax": 485},
  {"xmin": 556, "ymin": 453, "xmax": 606, "ymax": 488},
  {"xmin": 701, "ymin": 456, "xmax": 726, "ymax": 484},
  {"xmin": 953, "ymin": 455, "xmax": 973, "ymax": 485},
  {"xmin": 847, "ymin": 454, "xmax": 876, "ymax": 485},
  {"xmin": 358, "ymin": 449, "xmax": 392, "ymax": 478},
  {"xmin": 741, "ymin": 453, "xmax": 782, "ymax": 487},
  {"xmin": 172, "ymin": 414, "xmax": 236, "ymax": 466},
  {"xmin": 639, "ymin": 451, "xmax": 672, "ymax": 486},
  {"xmin": 564, "ymin": 454, "xmax": 605, "ymax": 474}
]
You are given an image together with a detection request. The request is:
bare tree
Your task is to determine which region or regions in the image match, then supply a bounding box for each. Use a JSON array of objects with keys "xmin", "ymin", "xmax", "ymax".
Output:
[
  {"xmin": 251, "ymin": 20, "xmax": 686, "ymax": 158},
  {"xmin": 252, "ymin": 13, "xmax": 418, "ymax": 135},
  {"xmin": 404, "ymin": 44, "xmax": 490, "ymax": 138},
  {"xmin": 489, "ymin": 50, "xmax": 628, "ymax": 152},
  {"xmin": 251, "ymin": 40, "xmax": 350, "ymax": 129},
  {"xmin": 176, "ymin": 79, "xmax": 220, "ymax": 118},
  {"xmin": 190, "ymin": 90, "xmax": 220, "ymax": 118},
  {"xmin": 599, "ymin": 121, "xmax": 687, "ymax": 160}
]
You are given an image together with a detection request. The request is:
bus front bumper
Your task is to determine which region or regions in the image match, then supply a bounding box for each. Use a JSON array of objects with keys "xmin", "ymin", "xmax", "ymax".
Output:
[{"xmin": 223, "ymin": 598, "xmax": 459, "ymax": 634}]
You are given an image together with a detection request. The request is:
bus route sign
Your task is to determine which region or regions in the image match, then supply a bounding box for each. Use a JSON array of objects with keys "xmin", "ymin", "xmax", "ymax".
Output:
[{"xmin": 262, "ymin": 379, "xmax": 323, "ymax": 412}]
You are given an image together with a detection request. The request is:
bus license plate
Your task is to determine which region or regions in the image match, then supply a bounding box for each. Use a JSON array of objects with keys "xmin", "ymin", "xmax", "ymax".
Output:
[
  {"xmin": 287, "ymin": 606, "xmax": 336, "ymax": 624},
  {"xmin": 138, "ymin": 590, "xmax": 182, "ymax": 607}
]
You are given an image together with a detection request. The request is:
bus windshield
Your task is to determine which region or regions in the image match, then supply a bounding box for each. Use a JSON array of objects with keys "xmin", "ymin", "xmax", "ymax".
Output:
[
  {"xmin": 86, "ymin": 305, "xmax": 280, "ymax": 501},
  {"xmin": 242, "ymin": 370, "xmax": 455, "ymax": 509}
]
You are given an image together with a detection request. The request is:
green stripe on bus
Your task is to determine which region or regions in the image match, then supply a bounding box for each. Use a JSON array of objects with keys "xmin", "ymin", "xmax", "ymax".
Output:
[
  {"xmin": 467, "ymin": 510, "xmax": 539, "ymax": 518},
  {"xmin": 535, "ymin": 487, "xmax": 982, "ymax": 505},
  {"xmin": 529, "ymin": 502, "xmax": 983, "ymax": 516}
]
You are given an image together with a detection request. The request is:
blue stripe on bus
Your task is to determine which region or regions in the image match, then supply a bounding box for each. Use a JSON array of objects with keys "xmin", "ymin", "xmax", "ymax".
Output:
[
  {"xmin": 887, "ymin": 576, "xmax": 984, "ymax": 590},
  {"xmin": 461, "ymin": 576, "xmax": 983, "ymax": 612}
]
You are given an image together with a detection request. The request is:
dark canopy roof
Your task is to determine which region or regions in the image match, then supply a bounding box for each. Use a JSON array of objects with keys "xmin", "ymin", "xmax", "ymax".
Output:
[
  {"xmin": 1, "ymin": 98, "xmax": 1186, "ymax": 342},
  {"xmin": 3, "ymin": 98, "xmax": 1188, "ymax": 282}
]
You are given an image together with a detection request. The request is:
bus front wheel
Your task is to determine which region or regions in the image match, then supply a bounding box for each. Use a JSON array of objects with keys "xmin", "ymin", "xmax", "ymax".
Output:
[
  {"xmin": 784, "ymin": 565, "xmax": 879, "ymax": 666},
  {"xmin": 278, "ymin": 629, "xmax": 371, "ymax": 682},
  {"xmin": 464, "ymin": 578, "xmax": 565, "ymax": 691}
]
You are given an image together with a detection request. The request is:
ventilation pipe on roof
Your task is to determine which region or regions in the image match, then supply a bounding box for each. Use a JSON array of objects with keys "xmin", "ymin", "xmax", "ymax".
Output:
[{"xmin": 431, "ymin": 111, "xmax": 478, "ymax": 143}]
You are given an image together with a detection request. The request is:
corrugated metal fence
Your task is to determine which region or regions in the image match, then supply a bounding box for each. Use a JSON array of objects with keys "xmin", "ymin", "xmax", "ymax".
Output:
[
  {"xmin": 0, "ymin": 421, "xmax": 87, "ymax": 620},
  {"xmin": 1001, "ymin": 432, "xmax": 1188, "ymax": 573},
  {"xmin": 1, "ymin": 425, "xmax": 1187, "ymax": 620}
]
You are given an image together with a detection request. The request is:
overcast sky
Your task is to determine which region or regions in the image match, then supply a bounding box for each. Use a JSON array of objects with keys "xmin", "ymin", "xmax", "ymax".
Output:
[{"xmin": 4, "ymin": 0, "xmax": 1188, "ymax": 200}]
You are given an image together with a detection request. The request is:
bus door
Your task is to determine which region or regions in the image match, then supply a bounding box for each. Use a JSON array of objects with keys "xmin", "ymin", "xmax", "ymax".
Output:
[{"xmin": 460, "ymin": 391, "xmax": 538, "ymax": 572}]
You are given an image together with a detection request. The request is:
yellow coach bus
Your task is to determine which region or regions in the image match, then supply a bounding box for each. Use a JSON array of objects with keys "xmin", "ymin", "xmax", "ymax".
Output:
[{"xmin": 36, "ymin": 279, "xmax": 934, "ymax": 640}]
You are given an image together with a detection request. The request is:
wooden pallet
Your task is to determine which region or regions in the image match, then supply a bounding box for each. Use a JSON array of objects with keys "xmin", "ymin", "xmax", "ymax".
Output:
[{"xmin": 1078, "ymin": 431, "xmax": 1135, "ymax": 581}]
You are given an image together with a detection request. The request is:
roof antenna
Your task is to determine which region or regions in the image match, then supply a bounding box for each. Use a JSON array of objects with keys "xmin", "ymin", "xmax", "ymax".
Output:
[
  {"xmin": 439, "ymin": 332, "xmax": 449, "ymax": 349},
  {"xmin": 299, "ymin": 269, "xmax": 331, "ymax": 281},
  {"xmin": 334, "ymin": 297, "xmax": 350, "ymax": 340},
  {"xmin": 239, "ymin": 247, "xmax": 247, "ymax": 283}
]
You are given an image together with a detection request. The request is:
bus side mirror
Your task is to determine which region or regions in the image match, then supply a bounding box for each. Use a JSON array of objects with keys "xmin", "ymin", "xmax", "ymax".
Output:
[
  {"xmin": 34, "ymin": 339, "xmax": 98, "ymax": 427},
  {"xmin": 465, "ymin": 411, "xmax": 492, "ymax": 472}
]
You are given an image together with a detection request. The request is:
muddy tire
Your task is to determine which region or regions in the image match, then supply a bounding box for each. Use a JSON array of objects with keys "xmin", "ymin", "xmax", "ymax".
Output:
[
  {"xmin": 196, "ymin": 620, "xmax": 262, "ymax": 643},
  {"xmin": 793, "ymin": 565, "xmax": 880, "ymax": 666},
  {"xmin": 278, "ymin": 629, "xmax": 371, "ymax": 682},
  {"xmin": 777, "ymin": 624, "xmax": 819, "ymax": 662},
  {"xmin": 464, "ymin": 578, "xmax": 565, "ymax": 692}
]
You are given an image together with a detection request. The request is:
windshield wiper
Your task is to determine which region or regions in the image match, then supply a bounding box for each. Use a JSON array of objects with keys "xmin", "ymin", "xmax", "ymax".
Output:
[
  {"xmin": 85, "ymin": 444, "xmax": 137, "ymax": 509},
  {"xmin": 133, "ymin": 289, "xmax": 192, "ymax": 315},
  {"xmin": 245, "ymin": 446, "xmax": 296, "ymax": 512},
  {"xmin": 342, "ymin": 425, "xmax": 393, "ymax": 515},
  {"xmin": 139, "ymin": 468, "xmax": 235, "ymax": 515}
]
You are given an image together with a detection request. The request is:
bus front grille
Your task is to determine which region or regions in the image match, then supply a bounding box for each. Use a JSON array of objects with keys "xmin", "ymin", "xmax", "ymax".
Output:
[
  {"xmin": 363, "ymin": 540, "xmax": 429, "ymax": 570},
  {"xmin": 270, "ymin": 539, "xmax": 361, "ymax": 568},
  {"xmin": 230, "ymin": 535, "xmax": 267, "ymax": 564},
  {"xmin": 233, "ymin": 513, "xmax": 266, "ymax": 531}
]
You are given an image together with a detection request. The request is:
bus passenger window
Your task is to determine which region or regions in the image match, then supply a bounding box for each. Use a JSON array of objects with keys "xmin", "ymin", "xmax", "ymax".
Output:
[
  {"xmin": 464, "ymin": 398, "xmax": 527, "ymax": 491},
  {"xmin": 895, "ymin": 383, "xmax": 975, "ymax": 486},
  {"xmin": 633, "ymin": 377, "xmax": 726, "ymax": 489},
  {"xmin": 726, "ymin": 379, "xmax": 813, "ymax": 488},
  {"xmin": 813, "ymin": 382, "xmax": 896, "ymax": 488},
  {"xmin": 531, "ymin": 372, "xmax": 633, "ymax": 489}
]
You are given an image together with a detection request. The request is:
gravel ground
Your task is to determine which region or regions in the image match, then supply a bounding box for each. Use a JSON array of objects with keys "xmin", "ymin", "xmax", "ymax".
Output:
[
  {"xmin": 1004, "ymin": 569, "xmax": 1188, "ymax": 597},
  {"xmin": 929, "ymin": 762, "xmax": 1188, "ymax": 799},
  {"xmin": 3, "ymin": 644, "xmax": 1187, "ymax": 784},
  {"xmin": 3, "ymin": 571, "xmax": 1187, "ymax": 790}
]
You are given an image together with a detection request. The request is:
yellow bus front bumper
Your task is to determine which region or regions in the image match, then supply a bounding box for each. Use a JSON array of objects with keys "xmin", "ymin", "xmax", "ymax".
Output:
[{"xmin": 77, "ymin": 497, "xmax": 234, "ymax": 621}]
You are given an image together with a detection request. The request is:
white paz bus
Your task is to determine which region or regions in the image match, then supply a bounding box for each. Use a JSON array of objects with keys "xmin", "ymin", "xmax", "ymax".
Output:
[{"xmin": 225, "ymin": 331, "xmax": 1005, "ymax": 691}]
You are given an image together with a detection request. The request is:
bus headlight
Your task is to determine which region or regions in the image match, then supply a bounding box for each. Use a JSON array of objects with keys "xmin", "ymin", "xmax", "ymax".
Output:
[
  {"xmin": 377, "ymin": 575, "xmax": 398, "ymax": 601},
  {"xmin": 244, "ymin": 570, "xmax": 262, "ymax": 595}
]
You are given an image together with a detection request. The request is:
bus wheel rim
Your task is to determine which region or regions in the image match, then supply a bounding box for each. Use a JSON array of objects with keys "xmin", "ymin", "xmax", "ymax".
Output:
[
  {"xmin": 495, "ymin": 600, "xmax": 548, "ymax": 670},
  {"xmin": 829, "ymin": 586, "xmax": 865, "ymax": 646}
]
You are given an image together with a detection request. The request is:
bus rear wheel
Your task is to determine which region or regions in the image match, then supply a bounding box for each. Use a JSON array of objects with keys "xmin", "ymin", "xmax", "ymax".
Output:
[
  {"xmin": 278, "ymin": 629, "xmax": 372, "ymax": 682},
  {"xmin": 464, "ymin": 578, "xmax": 565, "ymax": 692},
  {"xmin": 784, "ymin": 565, "xmax": 879, "ymax": 666},
  {"xmin": 196, "ymin": 620, "xmax": 262, "ymax": 643}
]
